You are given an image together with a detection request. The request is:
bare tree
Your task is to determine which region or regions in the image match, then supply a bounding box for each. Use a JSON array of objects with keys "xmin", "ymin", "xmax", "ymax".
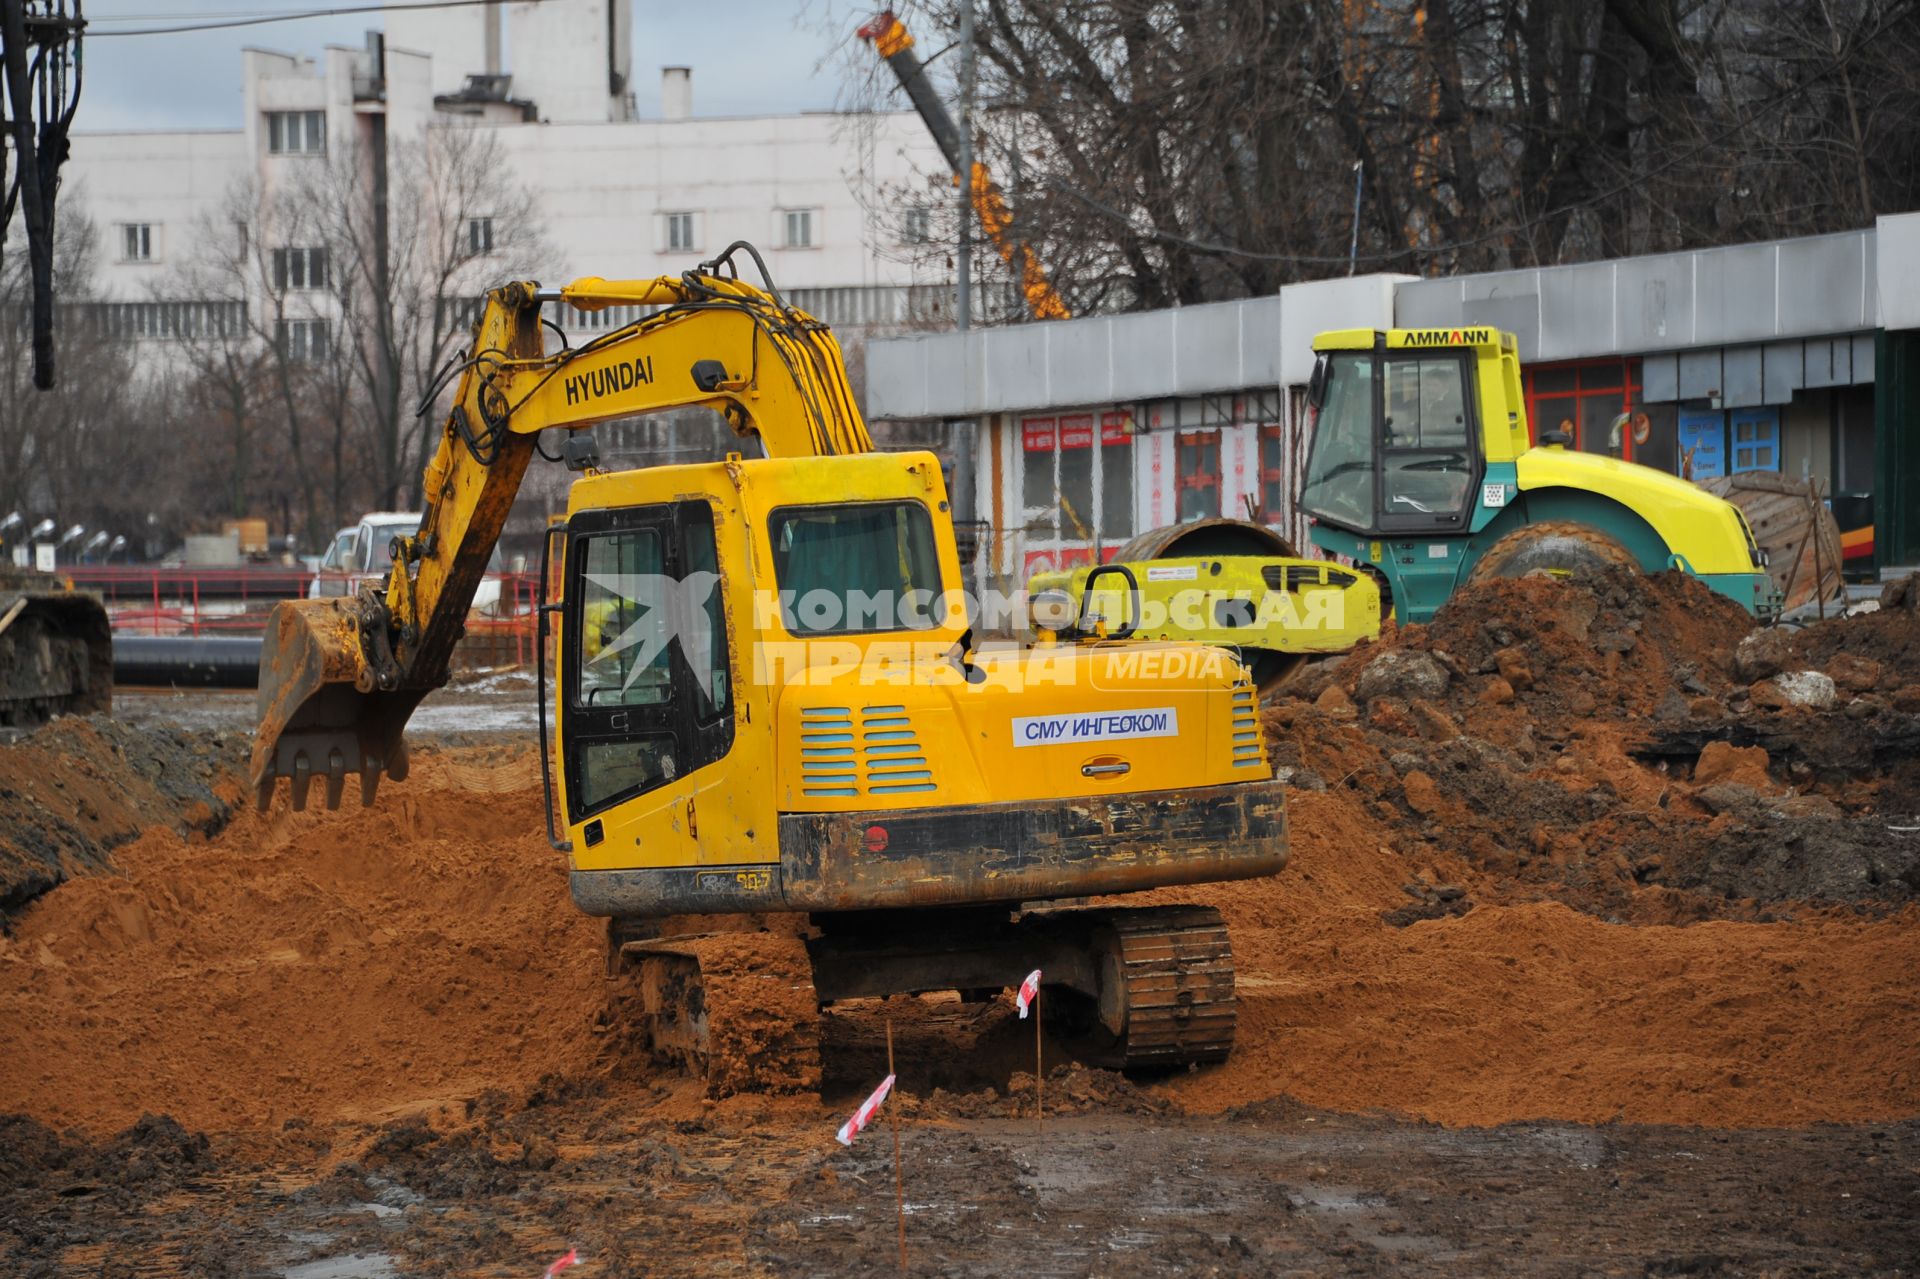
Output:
[
  {"xmin": 850, "ymin": 0, "xmax": 1920, "ymax": 311},
  {"xmin": 165, "ymin": 179, "xmax": 367, "ymax": 548},
  {"xmin": 0, "ymin": 207, "xmax": 147, "ymax": 539},
  {"xmin": 300, "ymin": 122, "xmax": 552, "ymax": 510}
]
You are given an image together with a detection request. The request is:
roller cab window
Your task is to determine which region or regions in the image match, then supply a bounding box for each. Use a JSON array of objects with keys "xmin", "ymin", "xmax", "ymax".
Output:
[
  {"xmin": 1300, "ymin": 348, "xmax": 1479, "ymax": 535},
  {"xmin": 767, "ymin": 500, "xmax": 942, "ymax": 634},
  {"xmin": 563, "ymin": 500, "xmax": 733, "ymax": 821}
]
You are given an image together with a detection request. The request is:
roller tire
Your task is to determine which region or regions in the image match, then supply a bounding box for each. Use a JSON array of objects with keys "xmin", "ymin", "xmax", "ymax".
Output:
[{"xmin": 1468, "ymin": 521, "xmax": 1637, "ymax": 584}]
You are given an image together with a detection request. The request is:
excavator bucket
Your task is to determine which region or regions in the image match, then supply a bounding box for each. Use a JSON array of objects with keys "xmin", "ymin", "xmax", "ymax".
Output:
[{"xmin": 251, "ymin": 598, "xmax": 422, "ymax": 813}]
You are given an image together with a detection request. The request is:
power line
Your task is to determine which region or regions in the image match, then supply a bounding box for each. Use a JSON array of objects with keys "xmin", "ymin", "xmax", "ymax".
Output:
[{"xmin": 89, "ymin": 0, "xmax": 520, "ymax": 38}]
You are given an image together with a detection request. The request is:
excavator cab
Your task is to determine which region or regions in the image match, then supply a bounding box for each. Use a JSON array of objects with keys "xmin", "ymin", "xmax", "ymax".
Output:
[{"xmin": 1301, "ymin": 327, "xmax": 1777, "ymax": 623}]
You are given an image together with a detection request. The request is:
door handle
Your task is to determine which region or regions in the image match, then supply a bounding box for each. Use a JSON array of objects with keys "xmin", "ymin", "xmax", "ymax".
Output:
[{"xmin": 1082, "ymin": 762, "xmax": 1131, "ymax": 778}]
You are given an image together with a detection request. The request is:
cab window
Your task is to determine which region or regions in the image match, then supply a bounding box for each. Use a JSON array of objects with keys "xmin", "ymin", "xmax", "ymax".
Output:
[
  {"xmin": 1379, "ymin": 355, "xmax": 1475, "ymax": 529},
  {"xmin": 767, "ymin": 500, "xmax": 942, "ymax": 634},
  {"xmin": 564, "ymin": 500, "xmax": 733, "ymax": 821},
  {"xmin": 1299, "ymin": 352, "xmax": 1376, "ymax": 527}
]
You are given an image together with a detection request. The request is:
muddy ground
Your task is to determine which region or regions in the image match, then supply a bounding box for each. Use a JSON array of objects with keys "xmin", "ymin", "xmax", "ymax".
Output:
[
  {"xmin": 4, "ymin": 579, "xmax": 1920, "ymax": 1276},
  {"xmin": 4, "ymin": 1084, "xmax": 1914, "ymax": 1278}
]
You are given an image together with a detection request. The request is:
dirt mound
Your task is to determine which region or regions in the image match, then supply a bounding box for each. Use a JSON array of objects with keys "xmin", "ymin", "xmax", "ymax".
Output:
[
  {"xmin": 0, "ymin": 743, "xmax": 609, "ymax": 1135},
  {"xmin": 1132, "ymin": 789, "xmax": 1920, "ymax": 1127},
  {"xmin": 0, "ymin": 714, "xmax": 245, "ymax": 913},
  {"xmin": 1271, "ymin": 567, "xmax": 1920, "ymax": 923},
  {"xmin": 2, "ymin": 580, "xmax": 1918, "ymax": 1137}
]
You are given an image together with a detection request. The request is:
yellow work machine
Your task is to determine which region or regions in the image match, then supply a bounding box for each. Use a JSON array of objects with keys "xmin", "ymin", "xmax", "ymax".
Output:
[
  {"xmin": 1300, "ymin": 327, "xmax": 1778, "ymax": 620},
  {"xmin": 252, "ymin": 244, "xmax": 1285, "ymax": 1089}
]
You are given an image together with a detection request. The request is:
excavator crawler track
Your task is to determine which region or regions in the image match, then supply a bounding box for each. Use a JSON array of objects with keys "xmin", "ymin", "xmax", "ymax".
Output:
[
  {"xmin": 615, "ymin": 931, "xmax": 822, "ymax": 1098},
  {"xmin": 1075, "ymin": 905, "xmax": 1236, "ymax": 1070}
]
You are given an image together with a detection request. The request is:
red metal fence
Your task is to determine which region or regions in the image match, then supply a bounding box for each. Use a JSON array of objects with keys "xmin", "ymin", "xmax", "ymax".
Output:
[{"xmin": 65, "ymin": 566, "xmax": 541, "ymax": 667}]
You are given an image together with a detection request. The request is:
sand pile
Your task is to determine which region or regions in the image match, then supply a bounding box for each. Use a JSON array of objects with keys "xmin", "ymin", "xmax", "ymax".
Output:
[
  {"xmin": 0, "ymin": 715, "xmax": 244, "ymax": 913},
  {"xmin": 3, "ymin": 576, "xmax": 1918, "ymax": 1136},
  {"xmin": 0, "ymin": 745, "xmax": 608, "ymax": 1134},
  {"xmin": 1149, "ymin": 789, "xmax": 1920, "ymax": 1127}
]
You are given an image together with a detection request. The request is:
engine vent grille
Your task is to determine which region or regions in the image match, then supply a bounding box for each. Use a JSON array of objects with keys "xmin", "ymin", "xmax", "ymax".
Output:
[
  {"xmin": 798, "ymin": 704, "xmax": 936, "ymax": 798},
  {"xmin": 1229, "ymin": 684, "xmax": 1266, "ymax": 769}
]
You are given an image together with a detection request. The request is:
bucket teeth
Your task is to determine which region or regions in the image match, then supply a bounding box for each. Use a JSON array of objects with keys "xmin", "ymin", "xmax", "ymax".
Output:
[
  {"xmin": 324, "ymin": 749, "xmax": 347, "ymax": 811},
  {"xmin": 361, "ymin": 755, "xmax": 384, "ymax": 807},
  {"xmin": 291, "ymin": 754, "xmax": 314, "ymax": 813},
  {"xmin": 255, "ymin": 775, "xmax": 275, "ymax": 813}
]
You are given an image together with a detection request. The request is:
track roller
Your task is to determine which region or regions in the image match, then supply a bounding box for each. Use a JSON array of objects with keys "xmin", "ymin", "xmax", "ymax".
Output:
[{"xmin": 1062, "ymin": 905, "xmax": 1237, "ymax": 1070}]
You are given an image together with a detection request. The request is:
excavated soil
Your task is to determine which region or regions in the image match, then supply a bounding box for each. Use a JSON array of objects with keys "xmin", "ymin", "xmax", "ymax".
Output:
[
  {"xmin": 0, "ymin": 714, "xmax": 245, "ymax": 912},
  {"xmin": 3, "ymin": 573, "xmax": 1920, "ymax": 1273}
]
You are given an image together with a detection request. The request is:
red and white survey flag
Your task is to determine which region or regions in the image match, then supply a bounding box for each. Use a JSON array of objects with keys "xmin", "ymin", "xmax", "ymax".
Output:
[
  {"xmin": 1016, "ymin": 968, "xmax": 1043, "ymax": 1019},
  {"xmin": 835, "ymin": 1073, "xmax": 896, "ymax": 1146},
  {"xmin": 542, "ymin": 1248, "xmax": 582, "ymax": 1278}
]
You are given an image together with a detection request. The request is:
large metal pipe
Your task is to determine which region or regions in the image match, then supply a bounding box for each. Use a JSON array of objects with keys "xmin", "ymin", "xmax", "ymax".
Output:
[{"xmin": 114, "ymin": 635, "xmax": 262, "ymax": 689}]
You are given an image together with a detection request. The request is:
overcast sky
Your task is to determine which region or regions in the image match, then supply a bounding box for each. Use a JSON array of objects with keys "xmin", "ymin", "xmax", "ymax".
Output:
[{"xmin": 82, "ymin": 1, "xmax": 891, "ymax": 131}]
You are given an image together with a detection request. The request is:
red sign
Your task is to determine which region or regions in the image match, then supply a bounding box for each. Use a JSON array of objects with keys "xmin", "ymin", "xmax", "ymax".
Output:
[
  {"xmin": 1022, "ymin": 418, "xmax": 1056, "ymax": 452},
  {"xmin": 1101, "ymin": 412, "xmax": 1132, "ymax": 446},
  {"xmin": 1059, "ymin": 414, "xmax": 1094, "ymax": 450},
  {"xmin": 1056, "ymin": 546, "xmax": 1094, "ymax": 569}
]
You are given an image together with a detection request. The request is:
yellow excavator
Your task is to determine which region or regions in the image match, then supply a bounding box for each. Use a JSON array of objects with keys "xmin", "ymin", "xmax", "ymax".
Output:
[{"xmin": 252, "ymin": 244, "xmax": 1285, "ymax": 1089}]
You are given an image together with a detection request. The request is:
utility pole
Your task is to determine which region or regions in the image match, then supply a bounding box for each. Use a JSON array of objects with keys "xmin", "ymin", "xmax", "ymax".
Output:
[
  {"xmin": 950, "ymin": 1, "xmax": 979, "ymax": 593},
  {"xmin": 955, "ymin": 0, "xmax": 974, "ymax": 332}
]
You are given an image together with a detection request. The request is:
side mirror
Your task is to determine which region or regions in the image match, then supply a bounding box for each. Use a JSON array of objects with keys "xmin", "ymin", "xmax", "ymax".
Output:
[
  {"xmin": 341, "ymin": 550, "xmax": 362, "ymax": 573},
  {"xmin": 1306, "ymin": 355, "xmax": 1330, "ymax": 410}
]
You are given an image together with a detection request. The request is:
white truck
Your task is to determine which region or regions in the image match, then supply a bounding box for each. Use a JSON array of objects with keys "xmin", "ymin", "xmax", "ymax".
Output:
[{"xmin": 309, "ymin": 511, "xmax": 506, "ymax": 614}]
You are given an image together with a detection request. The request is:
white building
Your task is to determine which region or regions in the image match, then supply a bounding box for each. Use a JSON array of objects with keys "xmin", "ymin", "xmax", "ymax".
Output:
[{"xmin": 69, "ymin": 0, "xmax": 953, "ymax": 351}]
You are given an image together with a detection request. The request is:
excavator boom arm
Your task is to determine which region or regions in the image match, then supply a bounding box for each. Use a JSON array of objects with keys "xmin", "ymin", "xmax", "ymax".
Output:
[{"xmin": 252, "ymin": 248, "xmax": 871, "ymax": 811}]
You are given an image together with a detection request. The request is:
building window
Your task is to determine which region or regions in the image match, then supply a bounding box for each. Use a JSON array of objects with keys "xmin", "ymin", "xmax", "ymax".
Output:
[
  {"xmin": 266, "ymin": 110, "xmax": 326, "ymax": 155},
  {"xmin": 272, "ymin": 246, "xmax": 328, "ymax": 291},
  {"xmin": 1258, "ymin": 424, "xmax": 1288, "ymax": 516},
  {"xmin": 1523, "ymin": 359, "xmax": 1643, "ymax": 461},
  {"xmin": 665, "ymin": 211, "xmax": 697, "ymax": 252},
  {"xmin": 81, "ymin": 300, "xmax": 247, "ymax": 341},
  {"xmin": 782, "ymin": 208, "xmax": 815, "ymax": 249},
  {"xmin": 277, "ymin": 318, "xmax": 329, "ymax": 363},
  {"xmin": 1176, "ymin": 430, "xmax": 1222, "ymax": 521},
  {"xmin": 119, "ymin": 223, "xmax": 154, "ymax": 262},
  {"xmin": 901, "ymin": 206, "xmax": 931, "ymax": 245},
  {"xmin": 1019, "ymin": 411, "xmax": 1135, "ymax": 576},
  {"xmin": 467, "ymin": 217, "xmax": 495, "ymax": 255},
  {"xmin": 1730, "ymin": 407, "xmax": 1780, "ymax": 473},
  {"xmin": 1101, "ymin": 412, "xmax": 1134, "ymax": 541}
]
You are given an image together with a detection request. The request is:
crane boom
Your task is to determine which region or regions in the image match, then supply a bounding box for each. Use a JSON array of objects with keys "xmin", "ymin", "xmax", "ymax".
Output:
[
  {"xmin": 252, "ymin": 246, "xmax": 872, "ymax": 810},
  {"xmin": 857, "ymin": 10, "xmax": 1069, "ymax": 322}
]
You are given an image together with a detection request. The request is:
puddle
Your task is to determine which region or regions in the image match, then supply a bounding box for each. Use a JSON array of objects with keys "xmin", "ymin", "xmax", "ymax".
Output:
[{"xmin": 281, "ymin": 1253, "xmax": 398, "ymax": 1279}]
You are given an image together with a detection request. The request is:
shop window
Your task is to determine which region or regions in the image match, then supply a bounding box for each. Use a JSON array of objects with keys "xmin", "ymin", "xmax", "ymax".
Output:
[
  {"xmin": 1176, "ymin": 430, "xmax": 1221, "ymax": 521},
  {"xmin": 1021, "ymin": 417, "xmax": 1057, "ymax": 537},
  {"xmin": 1834, "ymin": 386, "xmax": 1875, "ymax": 493},
  {"xmin": 1635, "ymin": 405, "xmax": 1680, "ymax": 474},
  {"xmin": 1523, "ymin": 359, "xmax": 1644, "ymax": 462},
  {"xmin": 1258, "ymin": 424, "xmax": 1287, "ymax": 516},
  {"xmin": 1058, "ymin": 415, "xmax": 1096, "ymax": 539},
  {"xmin": 1100, "ymin": 413, "xmax": 1133, "ymax": 542}
]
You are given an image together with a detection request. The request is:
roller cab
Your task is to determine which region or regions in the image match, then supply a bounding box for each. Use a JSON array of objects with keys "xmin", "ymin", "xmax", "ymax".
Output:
[{"xmin": 1300, "ymin": 327, "xmax": 1777, "ymax": 622}]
